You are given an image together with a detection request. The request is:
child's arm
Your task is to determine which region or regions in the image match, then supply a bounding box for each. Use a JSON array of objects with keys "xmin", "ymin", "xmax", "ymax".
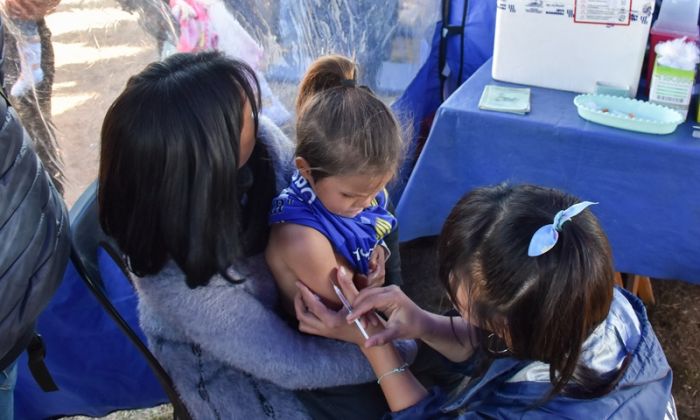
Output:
[{"xmin": 268, "ymin": 223, "xmax": 348, "ymax": 309}]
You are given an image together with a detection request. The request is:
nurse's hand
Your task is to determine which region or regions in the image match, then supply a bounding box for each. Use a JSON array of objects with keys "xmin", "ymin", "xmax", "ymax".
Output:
[
  {"xmin": 348, "ymin": 283, "xmax": 429, "ymax": 348},
  {"xmin": 295, "ymin": 269, "xmax": 371, "ymax": 345}
]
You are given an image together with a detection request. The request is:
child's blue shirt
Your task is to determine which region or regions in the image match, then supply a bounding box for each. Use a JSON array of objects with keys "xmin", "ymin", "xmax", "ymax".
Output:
[{"xmin": 269, "ymin": 171, "xmax": 396, "ymax": 275}]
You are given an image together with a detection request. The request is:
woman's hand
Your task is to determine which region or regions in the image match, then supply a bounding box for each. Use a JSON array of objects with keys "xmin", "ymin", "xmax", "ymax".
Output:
[
  {"xmin": 348, "ymin": 283, "xmax": 429, "ymax": 348},
  {"xmin": 295, "ymin": 277, "xmax": 367, "ymax": 345},
  {"xmin": 295, "ymin": 265, "xmax": 430, "ymax": 350}
]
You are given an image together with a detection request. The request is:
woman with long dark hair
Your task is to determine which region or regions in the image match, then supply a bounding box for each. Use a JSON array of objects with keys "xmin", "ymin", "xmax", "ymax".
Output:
[{"xmin": 98, "ymin": 51, "xmax": 414, "ymax": 419}]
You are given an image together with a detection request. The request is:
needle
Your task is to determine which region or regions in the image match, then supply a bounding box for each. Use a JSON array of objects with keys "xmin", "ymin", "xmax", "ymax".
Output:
[{"xmin": 333, "ymin": 284, "xmax": 370, "ymax": 340}]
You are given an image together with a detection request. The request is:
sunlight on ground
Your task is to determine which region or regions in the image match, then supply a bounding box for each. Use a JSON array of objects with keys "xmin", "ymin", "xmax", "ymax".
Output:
[
  {"xmin": 52, "ymin": 93, "xmax": 96, "ymax": 116},
  {"xmin": 46, "ymin": 8, "xmax": 137, "ymax": 37},
  {"xmin": 53, "ymin": 80, "xmax": 78, "ymax": 91},
  {"xmin": 52, "ymin": 42, "xmax": 147, "ymax": 67},
  {"xmin": 46, "ymin": 3, "xmax": 150, "ymax": 116},
  {"xmin": 45, "ymin": 0, "xmax": 158, "ymax": 207}
]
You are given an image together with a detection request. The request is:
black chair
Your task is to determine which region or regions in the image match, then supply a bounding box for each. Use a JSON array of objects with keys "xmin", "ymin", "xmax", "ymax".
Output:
[{"xmin": 70, "ymin": 182, "xmax": 192, "ymax": 420}]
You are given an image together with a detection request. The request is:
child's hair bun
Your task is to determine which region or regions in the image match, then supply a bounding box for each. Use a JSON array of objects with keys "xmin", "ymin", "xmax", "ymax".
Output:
[
  {"xmin": 295, "ymin": 54, "xmax": 403, "ymax": 181},
  {"xmin": 296, "ymin": 55, "xmax": 358, "ymax": 114}
]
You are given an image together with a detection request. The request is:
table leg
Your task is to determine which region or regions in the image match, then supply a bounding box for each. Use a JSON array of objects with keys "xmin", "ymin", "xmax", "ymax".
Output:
[
  {"xmin": 617, "ymin": 272, "xmax": 656, "ymax": 305},
  {"xmin": 614, "ymin": 272, "xmax": 624, "ymax": 287},
  {"xmin": 633, "ymin": 275, "xmax": 656, "ymax": 305}
]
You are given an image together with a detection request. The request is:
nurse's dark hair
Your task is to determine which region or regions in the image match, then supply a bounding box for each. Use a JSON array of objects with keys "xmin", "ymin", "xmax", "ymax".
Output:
[
  {"xmin": 99, "ymin": 51, "xmax": 275, "ymax": 288},
  {"xmin": 438, "ymin": 184, "xmax": 620, "ymax": 402}
]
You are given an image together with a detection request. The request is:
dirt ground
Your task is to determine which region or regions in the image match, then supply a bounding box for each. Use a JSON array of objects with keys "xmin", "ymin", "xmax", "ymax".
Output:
[
  {"xmin": 647, "ymin": 280, "xmax": 700, "ymax": 419},
  {"xmin": 20, "ymin": 0, "xmax": 700, "ymax": 418},
  {"xmin": 43, "ymin": 0, "xmax": 160, "ymax": 207}
]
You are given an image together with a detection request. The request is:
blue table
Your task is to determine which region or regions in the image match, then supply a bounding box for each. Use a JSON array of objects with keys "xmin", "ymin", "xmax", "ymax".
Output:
[{"xmin": 397, "ymin": 59, "xmax": 700, "ymax": 284}]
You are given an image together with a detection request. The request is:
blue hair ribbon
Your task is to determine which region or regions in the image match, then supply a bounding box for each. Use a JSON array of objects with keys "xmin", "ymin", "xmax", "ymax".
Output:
[{"xmin": 527, "ymin": 201, "xmax": 598, "ymax": 257}]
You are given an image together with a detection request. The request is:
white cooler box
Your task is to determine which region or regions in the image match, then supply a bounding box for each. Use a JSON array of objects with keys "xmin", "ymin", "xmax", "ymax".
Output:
[{"xmin": 492, "ymin": 0, "xmax": 655, "ymax": 96}]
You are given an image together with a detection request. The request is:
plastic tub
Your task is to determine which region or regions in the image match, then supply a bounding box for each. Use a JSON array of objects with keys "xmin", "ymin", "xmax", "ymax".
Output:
[{"xmin": 574, "ymin": 94, "xmax": 684, "ymax": 134}]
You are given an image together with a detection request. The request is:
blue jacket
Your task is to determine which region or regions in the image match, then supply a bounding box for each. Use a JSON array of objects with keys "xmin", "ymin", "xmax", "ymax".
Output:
[{"xmin": 389, "ymin": 289, "xmax": 673, "ymax": 419}]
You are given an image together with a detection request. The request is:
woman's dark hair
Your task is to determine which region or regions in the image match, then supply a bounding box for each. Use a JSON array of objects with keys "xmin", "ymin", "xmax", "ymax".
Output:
[
  {"xmin": 438, "ymin": 184, "xmax": 615, "ymax": 400},
  {"xmin": 98, "ymin": 51, "xmax": 275, "ymax": 288},
  {"xmin": 295, "ymin": 54, "xmax": 403, "ymax": 180}
]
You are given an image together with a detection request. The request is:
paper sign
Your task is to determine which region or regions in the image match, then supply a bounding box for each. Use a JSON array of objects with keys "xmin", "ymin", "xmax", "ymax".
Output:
[{"xmin": 574, "ymin": 0, "xmax": 631, "ymax": 25}]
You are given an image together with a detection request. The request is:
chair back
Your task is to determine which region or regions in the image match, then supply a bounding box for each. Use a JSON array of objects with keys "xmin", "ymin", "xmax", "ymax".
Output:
[{"xmin": 70, "ymin": 182, "xmax": 192, "ymax": 420}]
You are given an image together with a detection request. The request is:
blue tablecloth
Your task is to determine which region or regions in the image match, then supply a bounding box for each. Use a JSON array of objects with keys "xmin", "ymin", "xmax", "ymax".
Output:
[{"xmin": 397, "ymin": 59, "xmax": 700, "ymax": 284}]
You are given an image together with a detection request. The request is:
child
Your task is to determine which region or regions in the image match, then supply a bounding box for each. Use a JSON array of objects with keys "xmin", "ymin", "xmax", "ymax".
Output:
[
  {"xmin": 266, "ymin": 54, "xmax": 403, "ymax": 312},
  {"xmin": 297, "ymin": 183, "xmax": 675, "ymax": 418}
]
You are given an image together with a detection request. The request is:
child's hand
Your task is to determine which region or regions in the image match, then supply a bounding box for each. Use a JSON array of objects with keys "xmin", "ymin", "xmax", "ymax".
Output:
[
  {"xmin": 366, "ymin": 245, "xmax": 386, "ymax": 288},
  {"xmin": 353, "ymin": 273, "xmax": 370, "ymax": 290}
]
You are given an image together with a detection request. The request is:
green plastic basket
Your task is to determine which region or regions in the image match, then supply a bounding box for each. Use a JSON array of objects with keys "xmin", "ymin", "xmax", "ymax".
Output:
[{"xmin": 573, "ymin": 94, "xmax": 684, "ymax": 135}]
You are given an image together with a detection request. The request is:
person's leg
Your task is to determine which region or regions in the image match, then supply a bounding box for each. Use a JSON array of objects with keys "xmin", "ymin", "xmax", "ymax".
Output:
[
  {"xmin": 410, "ymin": 340, "xmax": 466, "ymax": 393},
  {"xmin": 295, "ymin": 381, "xmax": 389, "ymax": 420},
  {"xmin": 383, "ymin": 230, "xmax": 402, "ymax": 287},
  {"xmin": 295, "ymin": 343, "xmax": 465, "ymax": 420},
  {"xmin": 0, "ymin": 361, "xmax": 19, "ymax": 420},
  {"xmin": 10, "ymin": 19, "xmax": 43, "ymax": 97}
]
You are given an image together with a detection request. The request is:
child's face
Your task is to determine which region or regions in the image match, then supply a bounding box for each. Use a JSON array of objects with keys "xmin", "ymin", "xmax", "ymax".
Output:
[{"xmin": 308, "ymin": 171, "xmax": 393, "ymax": 218}]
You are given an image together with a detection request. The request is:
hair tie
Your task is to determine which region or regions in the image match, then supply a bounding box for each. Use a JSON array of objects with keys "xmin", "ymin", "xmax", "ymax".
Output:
[
  {"xmin": 358, "ymin": 84, "xmax": 375, "ymax": 94},
  {"xmin": 340, "ymin": 78, "xmax": 356, "ymax": 87},
  {"xmin": 527, "ymin": 201, "xmax": 598, "ymax": 257}
]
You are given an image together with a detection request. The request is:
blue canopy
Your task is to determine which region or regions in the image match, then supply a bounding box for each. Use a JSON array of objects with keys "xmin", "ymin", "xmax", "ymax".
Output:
[{"xmin": 391, "ymin": 0, "xmax": 495, "ymax": 200}]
